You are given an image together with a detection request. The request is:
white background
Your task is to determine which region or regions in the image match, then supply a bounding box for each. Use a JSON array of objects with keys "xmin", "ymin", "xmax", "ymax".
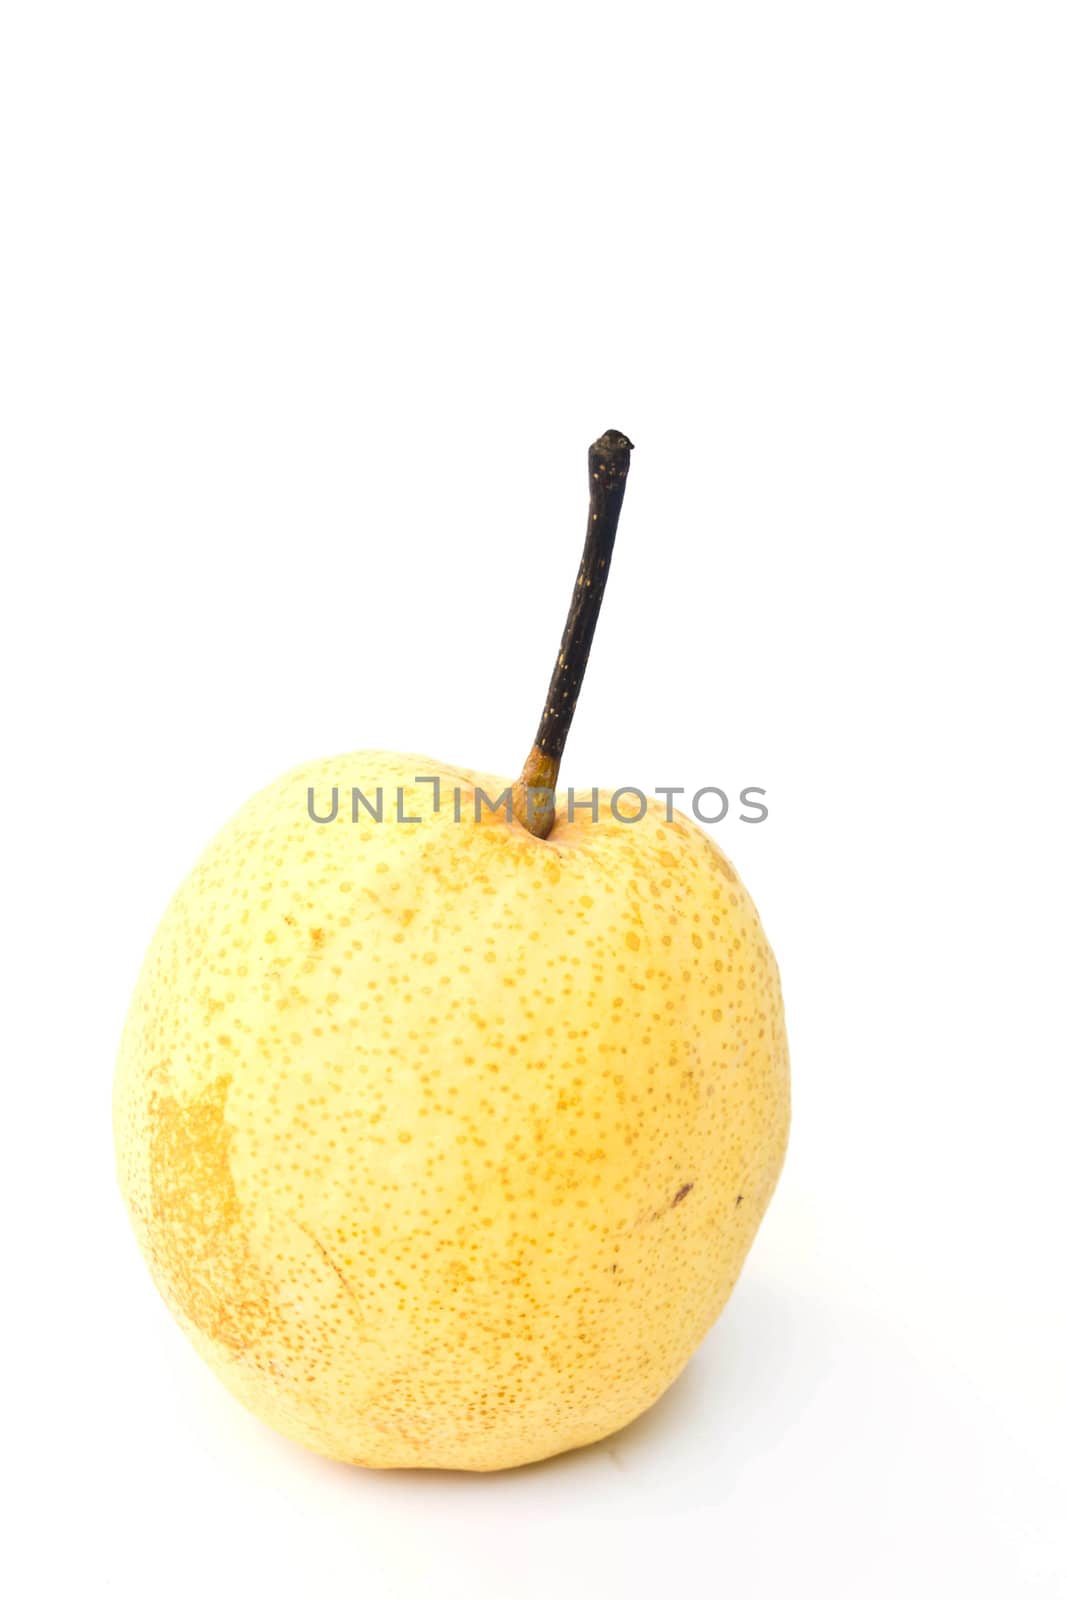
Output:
[{"xmin": 3, "ymin": 3, "xmax": 1065, "ymax": 1596}]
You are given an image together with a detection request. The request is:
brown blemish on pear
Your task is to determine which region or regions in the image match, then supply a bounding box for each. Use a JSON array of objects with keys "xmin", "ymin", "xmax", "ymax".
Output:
[{"xmin": 147, "ymin": 1075, "xmax": 273, "ymax": 1355}]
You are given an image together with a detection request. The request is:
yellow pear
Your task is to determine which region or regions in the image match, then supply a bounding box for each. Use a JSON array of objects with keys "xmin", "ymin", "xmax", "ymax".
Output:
[{"xmin": 114, "ymin": 432, "xmax": 789, "ymax": 1470}]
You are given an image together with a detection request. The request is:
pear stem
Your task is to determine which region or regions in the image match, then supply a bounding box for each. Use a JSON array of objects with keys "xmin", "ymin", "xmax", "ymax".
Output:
[{"xmin": 513, "ymin": 429, "xmax": 634, "ymax": 838}]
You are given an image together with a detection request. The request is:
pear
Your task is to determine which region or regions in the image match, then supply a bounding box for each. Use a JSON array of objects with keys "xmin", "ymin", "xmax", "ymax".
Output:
[{"xmin": 114, "ymin": 432, "xmax": 789, "ymax": 1471}]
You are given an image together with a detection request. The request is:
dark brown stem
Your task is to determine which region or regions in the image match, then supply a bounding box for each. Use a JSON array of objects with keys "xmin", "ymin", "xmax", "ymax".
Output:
[{"xmin": 513, "ymin": 429, "xmax": 634, "ymax": 838}]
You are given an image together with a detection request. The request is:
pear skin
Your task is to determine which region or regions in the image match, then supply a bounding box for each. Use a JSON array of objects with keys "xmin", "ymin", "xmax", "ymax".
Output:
[{"xmin": 114, "ymin": 751, "xmax": 789, "ymax": 1470}]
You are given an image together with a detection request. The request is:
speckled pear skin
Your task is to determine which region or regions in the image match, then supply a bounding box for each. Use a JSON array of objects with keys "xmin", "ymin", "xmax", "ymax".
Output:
[{"xmin": 114, "ymin": 750, "xmax": 789, "ymax": 1471}]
